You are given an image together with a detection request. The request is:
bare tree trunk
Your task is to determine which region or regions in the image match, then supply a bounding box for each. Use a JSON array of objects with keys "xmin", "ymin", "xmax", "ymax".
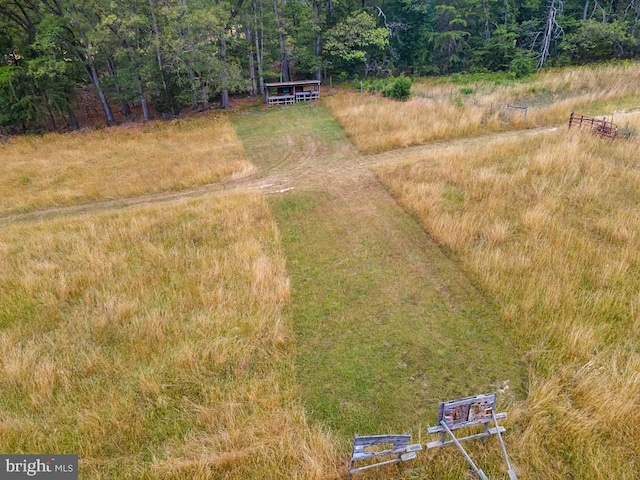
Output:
[
  {"xmin": 220, "ymin": 89, "xmax": 229, "ymax": 108},
  {"xmin": 482, "ymin": 0, "xmax": 491, "ymax": 39},
  {"xmin": 180, "ymin": 0, "xmax": 201, "ymax": 110},
  {"xmin": 133, "ymin": 5, "xmax": 150, "ymax": 121},
  {"xmin": 148, "ymin": 0, "xmax": 176, "ymax": 116},
  {"xmin": 44, "ymin": 91, "xmax": 57, "ymax": 130},
  {"xmin": 69, "ymin": 25, "xmax": 116, "ymax": 126},
  {"xmin": 219, "ymin": 34, "xmax": 229, "ymax": 108},
  {"xmin": 137, "ymin": 77, "xmax": 150, "ymax": 120},
  {"xmin": 248, "ymin": 46, "xmax": 257, "ymax": 97},
  {"xmin": 201, "ymin": 79, "xmax": 210, "ymax": 110},
  {"xmin": 253, "ymin": 0, "xmax": 265, "ymax": 94},
  {"xmin": 67, "ymin": 107, "xmax": 80, "ymax": 130},
  {"xmin": 243, "ymin": 22, "xmax": 257, "ymax": 96},
  {"xmin": 537, "ymin": 0, "xmax": 563, "ymax": 70},
  {"xmin": 107, "ymin": 57, "xmax": 131, "ymax": 117},
  {"xmin": 312, "ymin": 0, "xmax": 322, "ymax": 81},
  {"xmin": 273, "ymin": 0, "xmax": 290, "ymax": 81},
  {"xmin": 88, "ymin": 58, "xmax": 116, "ymax": 125}
]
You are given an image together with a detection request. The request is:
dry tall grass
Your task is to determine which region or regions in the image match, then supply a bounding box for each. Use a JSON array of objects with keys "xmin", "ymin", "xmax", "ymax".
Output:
[
  {"xmin": 375, "ymin": 114, "xmax": 640, "ymax": 478},
  {"xmin": 328, "ymin": 62, "xmax": 640, "ymax": 152},
  {"xmin": 0, "ymin": 113, "xmax": 254, "ymax": 216},
  {"xmin": 0, "ymin": 193, "xmax": 339, "ymax": 479}
]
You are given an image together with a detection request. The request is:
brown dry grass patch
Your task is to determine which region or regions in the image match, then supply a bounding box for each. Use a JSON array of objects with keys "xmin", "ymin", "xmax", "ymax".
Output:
[
  {"xmin": 328, "ymin": 62, "xmax": 640, "ymax": 152},
  {"xmin": 0, "ymin": 113, "xmax": 254, "ymax": 216},
  {"xmin": 374, "ymin": 114, "xmax": 640, "ymax": 478},
  {"xmin": 0, "ymin": 193, "xmax": 339, "ymax": 479}
]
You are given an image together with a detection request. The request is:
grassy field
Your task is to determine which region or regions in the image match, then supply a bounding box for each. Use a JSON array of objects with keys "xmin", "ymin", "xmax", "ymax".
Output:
[
  {"xmin": 375, "ymin": 112, "xmax": 640, "ymax": 479},
  {"xmin": 2, "ymin": 62, "xmax": 640, "ymax": 480},
  {"xmin": 0, "ymin": 114, "xmax": 340, "ymax": 479},
  {"xmin": 0, "ymin": 113, "xmax": 253, "ymax": 216},
  {"xmin": 328, "ymin": 62, "xmax": 640, "ymax": 152},
  {"xmin": 0, "ymin": 193, "xmax": 338, "ymax": 479}
]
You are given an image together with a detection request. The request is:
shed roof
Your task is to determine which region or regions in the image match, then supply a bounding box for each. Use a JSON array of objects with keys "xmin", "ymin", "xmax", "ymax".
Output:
[{"xmin": 264, "ymin": 80, "xmax": 320, "ymax": 87}]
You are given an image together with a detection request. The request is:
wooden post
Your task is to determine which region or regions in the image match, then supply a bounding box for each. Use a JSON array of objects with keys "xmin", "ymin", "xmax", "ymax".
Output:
[{"xmin": 506, "ymin": 104, "xmax": 528, "ymax": 123}]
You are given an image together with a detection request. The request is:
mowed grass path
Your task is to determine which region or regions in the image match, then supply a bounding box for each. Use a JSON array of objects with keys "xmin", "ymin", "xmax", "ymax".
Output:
[{"xmin": 233, "ymin": 105, "xmax": 526, "ymax": 451}]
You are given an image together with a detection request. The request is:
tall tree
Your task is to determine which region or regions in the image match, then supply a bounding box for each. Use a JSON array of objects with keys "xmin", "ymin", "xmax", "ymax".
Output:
[
  {"xmin": 48, "ymin": 0, "xmax": 117, "ymax": 125},
  {"xmin": 430, "ymin": 3, "xmax": 471, "ymax": 73},
  {"xmin": 323, "ymin": 11, "xmax": 389, "ymax": 77},
  {"xmin": 0, "ymin": 0, "xmax": 83, "ymax": 131}
]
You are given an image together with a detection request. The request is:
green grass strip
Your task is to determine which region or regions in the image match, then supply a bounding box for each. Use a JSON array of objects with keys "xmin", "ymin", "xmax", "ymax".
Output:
[{"xmin": 234, "ymin": 104, "xmax": 526, "ymax": 437}]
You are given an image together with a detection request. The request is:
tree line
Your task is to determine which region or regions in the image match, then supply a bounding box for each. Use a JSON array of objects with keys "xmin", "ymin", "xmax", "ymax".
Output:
[{"xmin": 1, "ymin": 0, "xmax": 639, "ymax": 132}]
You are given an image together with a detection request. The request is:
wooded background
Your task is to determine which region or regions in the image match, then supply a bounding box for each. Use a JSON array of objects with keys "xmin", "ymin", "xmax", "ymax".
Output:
[{"xmin": 1, "ymin": 0, "xmax": 639, "ymax": 132}]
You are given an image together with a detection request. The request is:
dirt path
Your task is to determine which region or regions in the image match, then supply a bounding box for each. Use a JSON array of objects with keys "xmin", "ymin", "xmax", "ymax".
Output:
[
  {"xmin": 0, "ymin": 105, "xmax": 562, "ymax": 228},
  {"xmin": 4, "ymin": 105, "xmax": 640, "ymax": 228}
]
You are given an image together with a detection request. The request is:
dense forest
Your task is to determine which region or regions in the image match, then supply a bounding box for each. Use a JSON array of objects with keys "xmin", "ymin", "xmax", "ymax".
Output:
[{"xmin": 1, "ymin": 0, "xmax": 639, "ymax": 132}]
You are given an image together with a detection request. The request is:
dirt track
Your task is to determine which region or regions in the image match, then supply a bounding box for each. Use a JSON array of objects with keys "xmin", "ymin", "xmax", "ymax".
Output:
[
  {"xmin": 0, "ymin": 107, "xmax": 562, "ymax": 228},
  {"xmin": 4, "ymin": 103, "xmax": 640, "ymax": 228}
]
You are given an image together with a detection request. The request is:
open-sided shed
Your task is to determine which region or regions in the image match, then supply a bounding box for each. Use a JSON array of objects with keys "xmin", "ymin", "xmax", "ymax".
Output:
[{"xmin": 264, "ymin": 80, "xmax": 320, "ymax": 105}]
